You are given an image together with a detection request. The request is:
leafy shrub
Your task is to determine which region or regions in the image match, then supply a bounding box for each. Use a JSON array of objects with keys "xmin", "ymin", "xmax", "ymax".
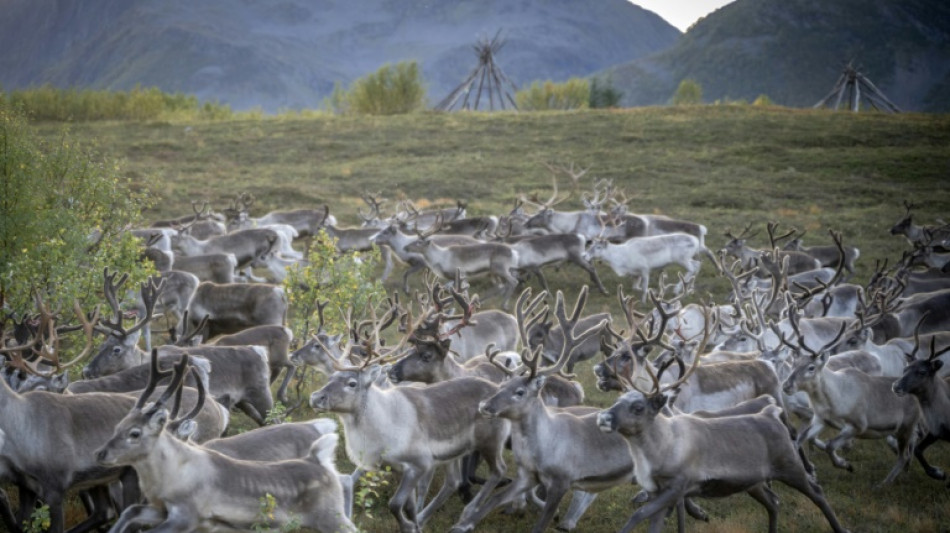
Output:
[
  {"xmin": 342, "ymin": 61, "xmax": 427, "ymax": 115},
  {"xmin": 5, "ymin": 84, "xmax": 233, "ymax": 121},
  {"xmin": 0, "ymin": 104, "xmax": 153, "ymax": 315},
  {"xmin": 753, "ymin": 94, "xmax": 775, "ymax": 106},
  {"xmin": 672, "ymin": 79, "xmax": 704, "ymax": 106},
  {"xmin": 282, "ymin": 230, "xmax": 385, "ymax": 341},
  {"xmin": 516, "ymin": 78, "xmax": 590, "ymax": 111},
  {"xmin": 589, "ymin": 76, "xmax": 623, "ymax": 108}
]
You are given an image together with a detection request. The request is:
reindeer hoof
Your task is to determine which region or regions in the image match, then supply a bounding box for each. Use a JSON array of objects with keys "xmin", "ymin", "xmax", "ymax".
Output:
[{"xmin": 631, "ymin": 490, "xmax": 651, "ymax": 504}]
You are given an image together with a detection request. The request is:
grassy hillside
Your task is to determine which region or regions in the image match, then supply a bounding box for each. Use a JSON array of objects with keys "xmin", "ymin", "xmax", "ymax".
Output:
[{"xmin": 31, "ymin": 106, "xmax": 950, "ymax": 532}]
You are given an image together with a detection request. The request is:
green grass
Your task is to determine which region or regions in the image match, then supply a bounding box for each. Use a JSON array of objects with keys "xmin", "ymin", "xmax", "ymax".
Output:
[{"xmin": 29, "ymin": 105, "xmax": 950, "ymax": 532}]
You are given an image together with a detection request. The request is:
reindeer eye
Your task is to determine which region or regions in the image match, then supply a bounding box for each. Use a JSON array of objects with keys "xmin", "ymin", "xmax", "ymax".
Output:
[
  {"xmin": 112, "ymin": 347, "xmax": 122, "ymax": 355},
  {"xmin": 346, "ymin": 380, "xmax": 358, "ymax": 388},
  {"xmin": 629, "ymin": 402, "xmax": 644, "ymax": 414},
  {"xmin": 807, "ymin": 365, "xmax": 816, "ymax": 372},
  {"xmin": 128, "ymin": 428, "xmax": 142, "ymax": 440},
  {"xmin": 619, "ymin": 353, "xmax": 631, "ymax": 361},
  {"xmin": 515, "ymin": 388, "xmax": 525, "ymax": 398}
]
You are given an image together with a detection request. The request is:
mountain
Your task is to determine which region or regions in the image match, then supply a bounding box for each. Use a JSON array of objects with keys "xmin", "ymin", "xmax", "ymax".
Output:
[
  {"xmin": 0, "ymin": 0, "xmax": 680, "ymax": 112},
  {"xmin": 603, "ymin": 0, "xmax": 950, "ymax": 112}
]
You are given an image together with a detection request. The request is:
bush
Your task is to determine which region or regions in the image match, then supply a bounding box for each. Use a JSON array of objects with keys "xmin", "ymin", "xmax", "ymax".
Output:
[
  {"xmin": 5, "ymin": 84, "xmax": 233, "ymax": 121},
  {"xmin": 515, "ymin": 78, "xmax": 590, "ymax": 111},
  {"xmin": 589, "ymin": 76, "xmax": 623, "ymax": 108},
  {"xmin": 0, "ymin": 104, "xmax": 153, "ymax": 314},
  {"xmin": 672, "ymin": 79, "xmax": 704, "ymax": 106},
  {"xmin": 282, "ymin": 230, "xmax": 386, "ymax": 341},
  {"xmin": 344, "ymin": 61, "xmax": 427, "ymax": 116},
  {"xmin": 753, "ymin": 94, "xmax": 775, "ymax": 106}
]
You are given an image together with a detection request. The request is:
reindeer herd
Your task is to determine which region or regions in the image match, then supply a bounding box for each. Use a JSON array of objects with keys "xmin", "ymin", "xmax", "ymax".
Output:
[{"xmin": 2, "ymin": 167, "xmax": 950, "ymax": 533}]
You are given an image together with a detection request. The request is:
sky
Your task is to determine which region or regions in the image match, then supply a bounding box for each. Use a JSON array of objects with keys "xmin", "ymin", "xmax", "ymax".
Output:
[{"xmin": 633, "ymin": 0, "xmax": 736, "ymax": 32}]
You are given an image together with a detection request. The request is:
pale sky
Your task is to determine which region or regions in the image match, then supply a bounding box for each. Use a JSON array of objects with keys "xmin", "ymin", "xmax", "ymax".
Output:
[{"xmin": 633, "ymin": 0, "xmax": 736, "ymax": 32}]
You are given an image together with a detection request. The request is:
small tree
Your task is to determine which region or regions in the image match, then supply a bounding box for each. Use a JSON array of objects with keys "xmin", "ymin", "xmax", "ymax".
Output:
[
  {"xmin": 0, "ymin": 104, "xmax": 152, "ymax": 314},
  {"xmin": 672, "ymin": 79, "xmax": 703, "ymax": 106},
  {"xmin": 282, "ymin": 230, "xmax": 386, "ymax": 342},
  {"xmin": 346, "ymin": 61, "xmax": 427, "ymax": 116},
  {"xmin": 589, "ymin": 76, "xmax": 623, "ymax": 108}
]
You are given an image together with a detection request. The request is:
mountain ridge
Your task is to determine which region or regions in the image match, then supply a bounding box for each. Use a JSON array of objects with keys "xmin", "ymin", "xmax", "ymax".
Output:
[{"xmin": 0, "ymin": 0, "xmax": 680, "ymax": 111}]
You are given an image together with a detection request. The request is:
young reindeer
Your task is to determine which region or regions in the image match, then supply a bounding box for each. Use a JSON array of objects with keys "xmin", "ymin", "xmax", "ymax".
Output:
[
  {"xmin": 96, "ymin": 354, "xmax": 356, "ymax": 533},
  {"xmin": 309, "ymin": 306, "xmax": 510, "ymax": 533},
  {"xmin": 596, "ymin": 359, "xmax": 850, "ymax": 533},
  {"xmin": 450, "ymin": 287, "xmax": 636, "ymax": 533}
]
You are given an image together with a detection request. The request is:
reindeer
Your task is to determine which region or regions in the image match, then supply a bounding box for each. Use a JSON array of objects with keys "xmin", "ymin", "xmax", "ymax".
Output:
[
  {"xmin": 181, "ymin": 281, "xmax": 287, "ymax": 340},
  {"xmin": 892, "ymin": 329, "xmax": 950, "ymax": 485},
  {"xmin": 223, "ymin": 191, "xmax": 335, "ymax": 237},
  {"xmin": 0, "ymin": 298, "xmax": 159, "ymax": 533},
  {"xmin": 74, "ymin": 341, "xmax": 273, "ymax": 426},
  {"xmin": 782, "ymin": 322, "xmax": 919, "ymax": 484},
  {"xmin": 165, "ymin": 252, "xmax": 238, "ymax": 284},
  {"xmin": 583, "ymin": 232, "xmax": 717, "ymax": 301},
  {"xmin": 450, "ymin": 287, "xmax": 635, "ymax": 533},
  {"xmin": 309, "ymin": 307, "xmax": 510, "ymax": 533},
  {"xmin": 369, "ymin": 221, "xmax": 483, "ymax": 294},
  {"xmin": 596, "ymin": 358, "xmax": 849, "ymax": 533},
  {"xmin": 783, "ymin": 229, "xmax": 860, "ymax": 280},
  {"xmin": 723, "ymin": 222, "xmax": 822, "ymax": 276},
  {"xmin": 522, "ymin": 177, "xmax": 604, "ymax": 240},
  {"xmin": 508, "ymin": 232, "xmax": 609, "ymax": 295},
  {"xmin": 405, "ymin": 218, "xmax": 521, "ymax": 308},
  {"xmin": 200, "ymin": 324, "xmax": 297, "ymax": 404},
  {"xmin": 96, "ymin": 354, "xmax": 356, "ymax": 533},
  {"xmin": 171, "ymin": 224, "xmax": 281, "ymax": 281},
  {"xmin": 890, "ymin": 200, "xmax": 950, "ymax": 248}
]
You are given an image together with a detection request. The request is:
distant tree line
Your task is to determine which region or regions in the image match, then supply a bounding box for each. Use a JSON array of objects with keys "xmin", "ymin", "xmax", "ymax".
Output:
[{"xmin": 1, "ymin": 84, "xmax": 234, "ymax": 121}]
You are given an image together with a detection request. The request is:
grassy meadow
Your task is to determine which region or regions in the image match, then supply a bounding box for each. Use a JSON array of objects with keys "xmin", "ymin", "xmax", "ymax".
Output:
[{"xmin": 30, "ymin": 105, "xmax": 950, "ymax": 532}]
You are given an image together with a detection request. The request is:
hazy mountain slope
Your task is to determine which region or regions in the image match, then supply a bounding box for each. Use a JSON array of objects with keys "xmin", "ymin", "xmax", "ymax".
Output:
[
  {"xmin": 603, "ymin": 0, "xmax": 950, "ymax": 111},
  {"xmin": 0, "ymin": 0, "xmax": 680, "ymax": 111}
]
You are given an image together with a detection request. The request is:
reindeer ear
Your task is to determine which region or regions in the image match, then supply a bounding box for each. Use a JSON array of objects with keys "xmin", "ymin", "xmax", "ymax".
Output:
[
  {"xmin": 933, "ymin": 360, "xmax": 944, "ymax": 372},
  {"xmin": 530, "ymin": 375, "xmax": 547, "ymax": 391},
  {"xmin": 175, "ymin": 419, "xmax": 198, "ymax": 440},
  {"xmin": 363, "ymin": 364, "xmax": 382, "ymax": 385},
  {"xmin": 329, "ymin": 334, "xmax": 343, "ymax": 344},
  {"xmin": 649, "ymin": 394, "xmax": 668, "ymax": 412},
  {"xmin": 147, "ymin": 408, "xmax": 169, "ymax": 431}
]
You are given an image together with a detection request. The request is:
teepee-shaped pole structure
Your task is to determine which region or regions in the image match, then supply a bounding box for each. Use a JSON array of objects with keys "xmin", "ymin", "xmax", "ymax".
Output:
[
  {"xmin": 436, "ymin": 30, "xmax": 519, "ymax": 112},
  {"xmin": 814, "ymin": 63, "xmax": 901, "ymax": 113}
]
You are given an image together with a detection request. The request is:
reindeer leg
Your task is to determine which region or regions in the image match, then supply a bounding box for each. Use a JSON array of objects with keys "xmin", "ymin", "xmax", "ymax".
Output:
[
  {"xmin": 746, "ymin": 483, "xmax": 779, "ymax": 533},
  {"xmin": 275, "ymin": 364, "xmax": 296, "ymax": 404},
  {"xmin": 557, "ymin": 490, "xmax": 597, "ymax": 531},
  {"xmin": 619, "ymin": 483, "xmax": 683, "ymax": 533},
  {"xmin": 531, "ymin": 478, "xmax": 569, "ymax": 533},
  {"xmin": 825, "ymin": 425, "xmax": 857, "ymax": 472},
  {"xmin": 914, "ymin": 433, "xmax": 946, "ymax": 480}
]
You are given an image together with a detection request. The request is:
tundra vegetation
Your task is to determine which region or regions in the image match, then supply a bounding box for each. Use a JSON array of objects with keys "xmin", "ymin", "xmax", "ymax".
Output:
[{"xmin": 5, "ymin": 101, "xmax": 950, "ymax": 532}]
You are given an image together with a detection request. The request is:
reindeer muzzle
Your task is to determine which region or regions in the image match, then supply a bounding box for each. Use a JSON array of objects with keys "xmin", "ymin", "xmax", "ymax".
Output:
[{"xmin": 596, "ymin": 411, "xmax": 617, "ymax": 433}]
